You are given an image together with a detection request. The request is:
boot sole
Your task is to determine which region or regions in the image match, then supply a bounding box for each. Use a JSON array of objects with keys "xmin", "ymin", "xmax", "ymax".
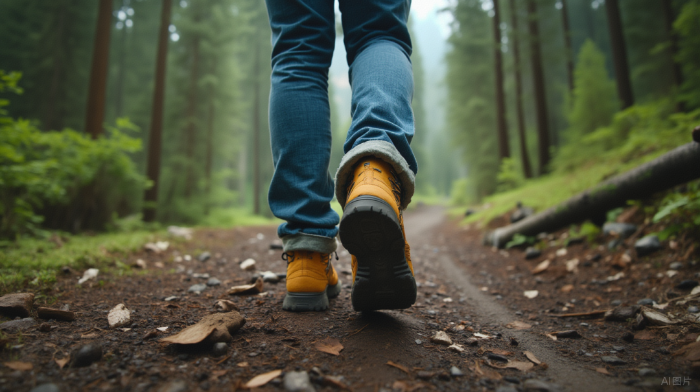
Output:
[
  {"xmin": 339, "ymin": 195, "xmax": 416, "ymax": 311},
  {"xmin": 282, "ymin": 280, "xmax": 342, "ymax": 312}
]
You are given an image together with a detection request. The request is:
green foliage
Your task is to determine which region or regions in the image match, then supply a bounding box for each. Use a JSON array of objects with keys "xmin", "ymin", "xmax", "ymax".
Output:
[
  {"xmin": 569, "ymin": 221, "xmax": 601, "ymax": 244},
  {"xmin": 496, "ymin": 157, "xmax": 525, "ymax": 193},
  {"xmin": 450, "ymin": 178, "xmax": 476, "ymax": 206},
  {"xmin": 0, "ymin": 74, "xmax": 147, "ymax": 239},
  {"xmin": 675, "ymin": 0, "xmax": 700, "ymax": 109},
  {"xmin": 651, "ymin": 183, "xmax": 700, "ymax": 241},
  {"xmin": 566, "ymin": 40, "xmax": 619, "ymax": 140},
  {"xmin": 506, "ymin": 233, "xmax": 534, "ymax": 249}
]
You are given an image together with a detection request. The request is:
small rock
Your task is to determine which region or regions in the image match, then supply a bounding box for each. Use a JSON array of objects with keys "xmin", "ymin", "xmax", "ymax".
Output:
[
  {"xmin": 108, "ymin": 304, "xmax": 131, "ymax": 328},
  {"xmin": 504, "ymin": 376, "xmax": 520, "ymax": 384},
  {"xmin": 670, "ymin": 262, "xmax": 683, "ymax": 270},
  {"xmin": 415, "ymin": 339, "xmax": 422, "ymax": 345},
  {"xmin": 621, "ymin": 332, "xmax": 634, "ymax": 342},
  {"xmin": 240, "ymin": 258, "xmax": 256, "ymax": 271},
  {"xmin": 604, "ymin": 305, "xmax": 640, "ymax": 322},
  {"xmin": 430, "ymin": 331, "xmax": 452, "ymax": 346},
  {"xmin": 496, "ymin": 387, "xmax": 518, "ymax": 392},
  {"xmin": 487, "ymin": 353, "xmax": 509, "ymax": 362},
  {"xmin": 71, "ymin": 344, "xmax": 102, "ymax": 367},
  {"xmin": 638, "ymin": 368, "xmax": 656, "ymax": 377},
  {"xmin": 416, "ymin": 371, "xmax": 435, "ymax": 380},
  {"xmin": 157, "ymin": 380, "xmax": 188, "ymax": 392},
  {"xmin": 262, "ymin": 271, "xmax": 279, "ymax": 283},
  {"xmin": 29, "ymin": 384, "xmax": 59, "ymax": 392},
  {"xmin": 283, "ymin": 371, "xmax": 315, "ymax": 392},
  {"xmin": 525, "ymin": 247, "xmax": 541, "ymax": 260},
  {"xmin": 206, "ymin": 278, "xmax": 221, "ymax": 287},
  {"xmin": 676, "ymin": 280, "xmax": 699, "ymax": 290},
  {"xmin": 78, "ymin": 268, "xmax": 99, "ymax": 284},
  {"xmin": 197, "ymin": 252, "xmax": 211, "ymax": 262},
  {"xmin": 602, "ymin": 223, "xmax": 637, "ymax": 239},
  {"xmin": 449, "ymin": 366, "xmax": 464, "ymax": 377},
  {"xmin": 188, "ymin": 283, "xmax": 207, "ymax": 293},
  {"xmin": 523, "ymin": 379, "xmax": 563, "ymax": 392},
  {"xmin": 211, "ymin": 342, "xmax": 227, "ymax": 357},
  {"xmin": 0, "ymin": 293, "xmax": 34, "ymax": 318},
  {"xmin": 656, "ymin": 347, "xmax": 670, "ymax": 355},
  {"xmin": 37, "ymin": 307, "xmax": 76, "ymax": 321},
  {"xmin": 164, "ymin": 296, "xmax": 178, "ymax": 302},
  {"xmin": 637, "ymin": 298, "xmax": 654, "ymax": 306},
  {"xmin": 0, "ymin": 317, "xmax": 36, "ymax": 333},
  {"xmin": 448, "ymin": 344, "xmax": 464, "ymax": 353},
  {"xmin": 610, "ymin": 299, "xmax": 622, "ymax": 306},
  {"xmin": 601, "ymin": 356, "xmax": 626, "ymax": 365},
  {"xmin": 688, "ymin": 306, "xmax": 700, "ymax": 314},
  {"xmin": 612, "ymin": 345, "xmax": 625, "ymax": 352},
  {"xmin": 555, "ymin": 330, "xmax": 581, "ymax": 339},
  {"xmin": 634, "ymin": 313, "xmax": 647, "ymax": 330},
  {"xmin": 510, "ymin": 203, "xmax": 534, "ymax": 223},
  {"xmin": 635, "ymin": 235, "xmax": 661, "ymax": 257},
  {"xmin": 465, "ymin": 337, "xmax": 478, "ymax": 346},
  {"xmin": 192, "ymin": 273, "xmax": 210, "ymax": 279}
]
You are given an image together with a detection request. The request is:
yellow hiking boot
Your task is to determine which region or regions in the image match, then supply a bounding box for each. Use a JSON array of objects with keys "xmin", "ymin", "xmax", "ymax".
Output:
[
  {"xmin": 339, "ymin": 157, "xmax": 416, "ymax": 311},
  {"xmin": 282, "ymin": 250, "xmax": 341, "ymax": 312}
]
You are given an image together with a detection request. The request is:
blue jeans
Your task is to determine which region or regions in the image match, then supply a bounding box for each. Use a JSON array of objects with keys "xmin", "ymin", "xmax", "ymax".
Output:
[{"xmin": 266, "ymin": 0, "xmax": 417, "ymax": 254}]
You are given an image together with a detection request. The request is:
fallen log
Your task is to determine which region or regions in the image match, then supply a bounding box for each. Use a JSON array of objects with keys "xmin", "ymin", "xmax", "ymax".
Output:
[{"xmin": 485, "ymin": 141, "xmax": 700, "ymax": 248}]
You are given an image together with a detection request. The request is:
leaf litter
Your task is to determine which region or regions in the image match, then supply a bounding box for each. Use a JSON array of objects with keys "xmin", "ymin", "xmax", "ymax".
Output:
[{"xmin": 314, "ymin": 337, "xmax": 344, "ymax": 356}]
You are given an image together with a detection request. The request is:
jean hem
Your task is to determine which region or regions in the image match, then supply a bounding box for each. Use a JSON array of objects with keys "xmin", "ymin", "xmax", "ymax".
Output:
[
  {"xmin": 334, "ymin": 140, "xmax": 416, "ymax": 209},
  {"xmin": 281, "ymin": 233, "xmax": 338, "ymax": 253}
]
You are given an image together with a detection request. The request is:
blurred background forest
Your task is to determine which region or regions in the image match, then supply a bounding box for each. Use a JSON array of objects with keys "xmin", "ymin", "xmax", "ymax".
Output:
[{"xmin": 1, "ymin": 0, "xmax": 699, "ymax": 241}]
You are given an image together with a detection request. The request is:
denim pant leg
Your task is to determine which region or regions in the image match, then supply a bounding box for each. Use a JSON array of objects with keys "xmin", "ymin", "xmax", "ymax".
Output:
[
  {"xmin": 334, "ymin": 0, "xmax": 418, "ymax": 210},
  {"xmin": 265, "ymin": 0, "xmax": 339, "ymax": 254}
]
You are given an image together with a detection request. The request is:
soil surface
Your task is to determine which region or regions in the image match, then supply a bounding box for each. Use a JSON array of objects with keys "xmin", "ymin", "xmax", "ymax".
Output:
[{"xmin": 1, "ymin": 206, "xmax": 699, "ymax": 391}]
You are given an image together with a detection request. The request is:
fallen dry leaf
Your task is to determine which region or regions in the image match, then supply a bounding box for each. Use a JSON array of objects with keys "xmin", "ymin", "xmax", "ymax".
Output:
[
  {"xmin": 596, "ymin": 367, "xmax": 612, "ymax": 375},
  {"xmin": 227, "ymin": 277, "xmax": 263, "ymax": 295},
  {"xmin": 211, "ymin": 369, "xmax": 228, "ymax": 380},
  {"xmin": 531, "ymin": 260, "xmax": 550, "ymax": 275},
  {"xmin": 471, "ymin": 360, "xmax": 502, "ymax": 380},
  {"xmin": 215, "ymin": 299, "xmax": 239, "ymax": 312},
  {"xmin": 674, "ymin": 341, "xmax": 700, "ymax": 362},
  {"xmin": 560, "ymin": 284, "xmax": 574, "ymax": 293},
  {"xmin": 386, "ymin": 360, "xmax": 411, "ymax": 374},
  {"xmin": 55, "ymin": 356, "xmax": 70, "ymax": 369},
  {"xmin": 3, "ymin": 361, "xmax": 33, "ymax": 371},
  {"xmin": 489, "ymin": 348, "xmax": 514, "ymax": 356},
  {"xmin": 315, "ymin": 337, "xmax": 344, "ymax": 356},
  {"xmin": 160, "ymin": 312, "xmax": 245, "ymax": 345},
  {"xmin": 523, "ymin": 351, "xmax": 541, "ymax": 365},
  {"xmin": 81, "ymin": 333, "xmax": 99, "ymax": 339},
  {"xmin": 505, "ymin": 321, "xmax": 531, "ymax": 330},
  {"xmin": 634, "ymin": 330, "xmax": 656, "ymax": 340},
  {"xmin": 244, "ymin": 369, "xmax": 282, "ymax": 388},
  {"xmin": 237, "ymin": 362, "xmax": 249, "ymax": 367}
]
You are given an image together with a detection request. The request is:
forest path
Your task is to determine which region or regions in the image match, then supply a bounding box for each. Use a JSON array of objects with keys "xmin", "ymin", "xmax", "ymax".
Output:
[{"xmin": 0, "ymin": 206, "xmax": 686, "ymax": 392}]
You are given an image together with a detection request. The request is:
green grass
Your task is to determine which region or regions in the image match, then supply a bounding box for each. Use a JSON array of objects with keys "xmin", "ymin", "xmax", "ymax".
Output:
[{"xmin": 454, "ymin": 147, "xmax": 673, "ymax": 227}]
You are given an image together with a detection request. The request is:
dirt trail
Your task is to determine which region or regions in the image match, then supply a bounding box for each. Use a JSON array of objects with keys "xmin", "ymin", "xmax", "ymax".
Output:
[
  {"xmin": 405, "ymin": 206, "xmax": 635, "ymax": 392},
  {"xmin": 1, "ymin": 206, "xmax": 692, "ymax": 391}
]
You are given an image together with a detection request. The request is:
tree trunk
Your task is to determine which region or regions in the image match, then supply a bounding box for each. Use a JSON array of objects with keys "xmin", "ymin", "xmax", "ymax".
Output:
[
  {"xmin": 204, "ymin": 62, "xmax": 217, "ymax": 215},
  {"xmin": 526, "ymin": 0, "xmax": 550, "ymax": 175},
  {"xmin": 493, "ymin": 0, "xmax": 510, "ymax": 161},
  {"xmin": 45, "ymin": 3, "xmax": 68, "ymax": 131},
  {"xmin": 85, "ymin": 0, "xmax": 113, "ymax": 139},
  {"xmin": 115, "ymin": 1, "xmax": 128, "ymax": 119},
  {"xmin": 253, "ymin": 43, "xmax": 261, "ymax": 215},
  {"xmin": 143, "ymin": 0, "xmax": 172, "ymax": 222},
  {"xmin": 508, "ymin": 0, "xmax": 532, "ymax": 179},
  {"xmin": 605, "ymin": 0, "xmax": 634, "ymax": 109},
  {"xmin": 184, "ymin": 26, "xmax": 201, "ymax": 200},
  {"xmin": 661, "ymin": 0, "xmax": 684, "ymax": 112},
  {"xmin": 486, "ymin": 141, "xmax": 700, "ymax": 248},
  {"xmin": 561, "ymin": 0, "xmax": 574, "ymax": 92}
]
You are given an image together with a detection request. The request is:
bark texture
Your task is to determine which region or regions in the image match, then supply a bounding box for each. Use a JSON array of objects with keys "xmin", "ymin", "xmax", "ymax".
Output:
[
  {"xmin": 605, "ymin": 0, "xmax": 634, "ymax": 109},
  {"xmin": 493, "ymin": 0, "xmax": 510, "ymax": 160},
  {"xmin": 509, "ymin": 0, "xmax": 532, "ymax": 179},
  {"xmin": 84, "ymin": 0, "xmax": 113, "ymax": 139},
  {"xmin": 527, "ymin": 0, "xmax": 550, "ymax": 174}
]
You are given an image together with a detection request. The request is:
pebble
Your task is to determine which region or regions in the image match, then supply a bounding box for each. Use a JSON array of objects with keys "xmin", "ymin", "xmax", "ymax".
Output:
[
  {"xmin": 240, "ymin": 259, "xmax": 256, "ymax": 271},
  {"xmin": 604, "ymin": 305, "xmax": 640, "ymax": 322},
  {"xmin": 689, "ymin": 306, "xmax": 700, "ymax": 314},
  {"xmin": 449, "ymin": 366, "xmax": 464, "ymax": 377},
  {"xmin": 108, "ymin": 304, "xmax": 131, "ymax": 328},
  {"xmin": 164, "ymin": 296, "xmax": 178, "ymax": 302},
  {"xmin": 71, "ymin": 344, "xmax": 103, "ymax": 367},
  {"xmin": 0, "ymin": 293, "xmax": 34, "ymax": 318},
  {"xmin": 610, "ymin": 299, "xmax": 622, "ymax": 306},
  {"xmin": 601, "ymin": 356, "xmax": 626, "ymax": 365},
  {"xmin": 487, "ymin": 353, "xmax": 508, "ymax": 362},
  {"xmin": 188, "ymin": 283, "xmax": 207, "ymax": 293},
  {"xmin": 415, "ymin": 339, "xmax": 422, "ymax": 345},
  {"xmin": 670, "ymin": 262, "xmax": 683, "ymax": 270},
  {"xmin": 0, "ymin": 317, "xmax": 36, "ymax": 333},
  {"xmin": 430, "ymin": 331, "xmax": 452, "ymax": 346},
  {"xmin": 496, "ymin": 387, "xmax": 518, "ymax": 392},
  {"xmin": 197, "ymin": 252, "xmax": 211, "ymax": 262},
  {"xmin": 676, "ymin": 280, "xmax": 699, "ymax": 290},
  {"xmin": 206, "ymin": 278, "xmax": 221, "ymax": 287},
  {"xmin": 612, "ymin": 346, "xmax": 625, "ymax": 352},
  {"xmin": 211, "ymin": 342, "xmax": 227, "ymax": 357},
  {"xmin": 504, "ymin": 376, "xmax": 520, "ymax": 384},
  {"xmin": 555, "ymin": 330, "xmax": 581, "ymax": 339},
  {"xmin": 635, "ymin": 235, "xmax": 661, "ymax": 257},
  {"xmin": 637, "ymin": 298, "xmax": 654, "ymax": 306},
  {"xmin": 525, "ymin": 247, "xmax": 541, "ymax": 260},
  {"xmin": 465, "ymin": 337, "xmax": 478, "ymax": 346},
  {"xmin": 29, "ymin": 384, "xmax": 59, "ymax": 392},
  {"xmin": 602, "ymin": 223, "xmax": 637, "ymax": 239},
  {"xmin": 158, "ymin": 380, "xmax": 188, "ymax": 392},
  {"xmin": 283, "ymin": 371, "xmax": 315, "ymax": 392},
  {"xmin": 416, "ymin": 371, "xmax": 435, "ymax": 380},
  {"xmin": 523, "ymin": 379, "xmax": 563, "ymax": 392},
  {"xmin": 638, "ymin": 368, "xmax": 656, "ymax": 377}
]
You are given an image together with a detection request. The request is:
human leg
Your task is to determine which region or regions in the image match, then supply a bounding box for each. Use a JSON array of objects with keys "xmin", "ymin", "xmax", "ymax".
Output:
[{"xmin": 265, "ymin": 0, "xmax": 341, "ymax": 311}]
